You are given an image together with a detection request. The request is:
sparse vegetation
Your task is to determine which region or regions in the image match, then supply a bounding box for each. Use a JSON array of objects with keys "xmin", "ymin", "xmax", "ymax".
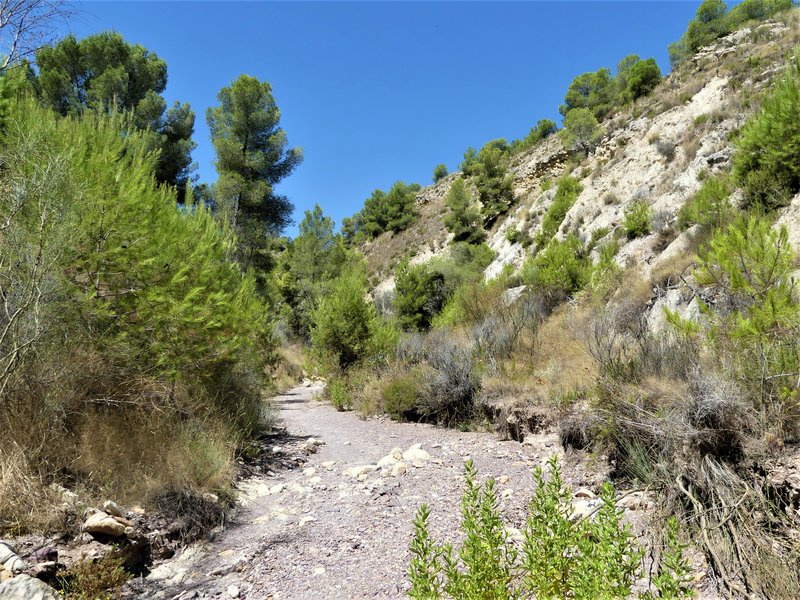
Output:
[
  {"xmin": 409, "ymin": 456, "xmax": 693, "ymax": 599},
  {"xmin": 623, "ymin": 200, "xmax": 654, "ymax": 238}
]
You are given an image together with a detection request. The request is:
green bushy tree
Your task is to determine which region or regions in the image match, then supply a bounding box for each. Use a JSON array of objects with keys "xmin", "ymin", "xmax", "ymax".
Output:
[
  {"xmin": 433, "ymin": 163, "xmax": 448, "ymax": 182},
  {"xmin": 474, "ymin": 143, "xmax": 515, "ymax": 226},
  {"xmin": 394, "ymin": 258, "xmax": 447, "ymax": 331},
  {"xmin": 677, "ymin": 175, "xmax": 735, "ymax": 230},
  {"xmin": 2, "ymin": 99, "xmax": 266, "ymax": 377},
  {"xmin": 278, "ymin": 205, "xmax": 350, "ymax": 339},
  {"xmin": 35, "ymin": 32, "xmax": 197, "ymax": 193},
  {"xmin": 207, "ymin": 74, "xmax": 303, "ymax": 276},
  {"xmin": 560, "ymin": 108, "xmax": 603, "ymax": 156},
  {"xmin": 620, "ymin": 58, "xmax": 662, "ymax": 102},
  {"xmin": 357, "ymin": 181, "xmax": 421, "ymax": 238},
  {"xmin": 733, "ymin": 51, "xmax": 800, "ymax": 211},
  {"xmin": 560, "ymin": 68, "xmax": 616, "ymax": 120},
  {"xmin": 523, "ymin": 234, "xmax": 592, "ymax": 299},
  {"xmin": 690, "ymin": 216, "xmax": 800, "ymax": 402},
  {"xmin": 310, "ymin": 269, "xmax": 375, "ymax": 370},
  {"xmin": 443, "ymin": 179, "xmax": 485, "ymax": 244}
]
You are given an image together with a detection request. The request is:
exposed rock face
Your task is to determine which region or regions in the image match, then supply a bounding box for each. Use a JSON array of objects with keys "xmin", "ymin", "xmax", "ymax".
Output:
[{"xmin": 363, "ymin": 19, "xmax": 800, "ymax": 313}]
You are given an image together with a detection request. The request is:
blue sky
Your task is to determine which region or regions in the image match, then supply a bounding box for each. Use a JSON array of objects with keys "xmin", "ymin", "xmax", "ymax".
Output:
[{"xmin": 69, "ymin": 1, "xmax": 701, "ymax": 236}]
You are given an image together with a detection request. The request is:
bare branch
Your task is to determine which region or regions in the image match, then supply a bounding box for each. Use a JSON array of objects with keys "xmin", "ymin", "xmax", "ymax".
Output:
[{"xmin": 0, "ymin": 0, "xmax": 72, "ymax": 69}]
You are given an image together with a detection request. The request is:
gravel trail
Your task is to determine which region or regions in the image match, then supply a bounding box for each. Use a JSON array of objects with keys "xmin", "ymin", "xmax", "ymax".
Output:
[{"xmin": 129, "ymin": 384, "xmax": 602, "ymax": 600}]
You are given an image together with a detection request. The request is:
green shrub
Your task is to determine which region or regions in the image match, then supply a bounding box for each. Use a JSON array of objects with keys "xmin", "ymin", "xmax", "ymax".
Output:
[
  {"xmin": 734, "ymin": 51, "xmax": 800, "ymax": 211},
  {"xmin": 349, "ymin": 181, "xmax": 421, "ymax": 239},
  {"xmin": 310, "ymin": 270, "xmax": 375, "ymax": 370},
  {"xmin": 535, "ymin": 176, "xmax": 583, "ymax": 247},
  {"xmin": 560, "ymin": 108, "xmax": 603, "ymax": 156},
  {"xmin": 623, "ymin": 200, "xmax": 653, "ymax": 238},
  {"xmin": 505, "ymin": 228, "xmax": 531, "ymax": 246},
  {"xmin": 409, "ymin": 456, "xmax": 692, "ymax": 599},
  {"xmin": 523, "ymin": 235, "xmax": 591, "ymax": 300},
  {"xmin": 474, "ymin": 143, "xmax": 515, "ymax": 226},
  {"xmin": 58, "ymin": 552, "xmax": 131, "ymax": 600},
  {"xmin": 443, "ymin": 179, "xmax": 485, "ymax": 244},
  {"xmin": 381, "ymin": 372, "xmax": 423, "ymax": 420},
  {"xmin": 677, "ymin": 175, "xmax": 735, "ymax": 230},
  {"xmin": 433, "ymin": 164, "xmax": 449, "ymax": 183},
  {"xmin": 691, "ymin": 215, "xmax": 800, "ymax": 403},
  {"xmin": 329, "ymin": 378, "xmax": 351, "ymax": 411},
  {"xmin": 394, "ymin": 259, "xmax": 447, "ymax": 331}
]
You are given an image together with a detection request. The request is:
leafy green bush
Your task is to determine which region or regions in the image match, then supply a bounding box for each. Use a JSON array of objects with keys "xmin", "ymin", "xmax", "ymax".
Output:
[
  {"xmin": 535, "ymin": 176, "xmax": 583, "ymax": 247},
  {"xmin": 623, "ymin": 200, "xmax": 654, "ymax": 238},
  {"xmin": 433, "ymin": 163, "xmax": 449, "ymax": 182},
  {"xmin": 677, "ymin": 175, "xmax": 734, "ymax": 230},
  {"xmin": 329, "ymin": 378, "xmax": 352, "ymax": 411},
  {"xmin": 560, "ymin": 68, "xmax": 616, "ymax": 120},
  {"xmin": 560, "ymin": 108, "xmax": 603, "ymax": 156},
  {"xmin": 394, "ymin": 259, "xmax": 447, "ymax": 331},
  {"xmin": 620, "ymin": 57, "xmax": 662, "ymax": 102},
  {"xmin": 381, "ymin": 372, "xmax": 423, "ymax": 420},
  {"xmin": 523, "ymin": 235, "xmax": 591, "ymax": 300},
  {"xmin": 310, "ymin": 270, "xmax": 375, "ymax": 370},
  {"xmin": 409, "ymin": 456, "xmax": 693, "ymax": 599},
  {"xmin": 734, "ymin": 51, "xmax": 800, "ymax": 211}
]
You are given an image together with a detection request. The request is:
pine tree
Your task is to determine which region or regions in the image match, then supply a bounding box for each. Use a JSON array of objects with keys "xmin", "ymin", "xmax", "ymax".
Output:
[
  {"xmin": 443, "ymin": 179, "xmax": 485, "ymax": 244},
  {"xmin": 207, "ymin": 74, "xmax": 303, "ymax": 277},
  {"xmin": 734, "ymin": 51, "xmax": 800, "ymax": 210}
]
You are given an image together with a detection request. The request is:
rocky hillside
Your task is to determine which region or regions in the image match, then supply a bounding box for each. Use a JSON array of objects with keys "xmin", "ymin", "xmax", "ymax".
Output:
[{"xmin": 361, "ymin": 15, "xmax": 800, "ymax": 292}]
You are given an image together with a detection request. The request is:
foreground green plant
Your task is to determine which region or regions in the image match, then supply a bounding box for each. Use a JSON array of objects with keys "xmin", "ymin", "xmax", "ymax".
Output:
[{"xmin": 408, "ymin": 456, "xmax": 693, "ymax": 599}]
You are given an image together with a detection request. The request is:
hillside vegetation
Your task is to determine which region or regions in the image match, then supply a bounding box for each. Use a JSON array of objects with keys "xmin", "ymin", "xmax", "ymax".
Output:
[
  {"xmin": 302, "ymin": 3, "xmax": 800, "ymax": 597},
  {"xmin": 2, "ymin": 0, "xmax": 800, "ymax": 597}
]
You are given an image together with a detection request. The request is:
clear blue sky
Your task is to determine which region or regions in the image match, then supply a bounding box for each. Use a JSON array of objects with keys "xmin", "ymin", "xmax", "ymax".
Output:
[{"xmin": 68, "ymin": 1, "xmax": 701, "ymax": 236}]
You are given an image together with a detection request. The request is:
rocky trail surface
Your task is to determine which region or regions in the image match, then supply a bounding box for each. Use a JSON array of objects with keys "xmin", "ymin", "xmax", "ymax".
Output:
[{"xmin": 123, "ymin": 384, "xmax": 619, "ymax": 600}]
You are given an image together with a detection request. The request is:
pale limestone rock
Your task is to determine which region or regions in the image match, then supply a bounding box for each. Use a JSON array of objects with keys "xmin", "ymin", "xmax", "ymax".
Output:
[
  {"xmin": 299, "ymin": 516, "xmax": 317, "ymax": 527},
  {"xmin": 0, "ymin": 574, "xmax": 61, "ymax": 599},
  {"xmin": 83, "ymin": 511, "xmax": 126, "ymax": 536},
  {"xmin": 303, "ymin": 467, "xmax": 317, "ymax": 477},
  {"xmin": 376, "ymin": 454, "xmax": 397, "ymax": 468},
  {"xmin": 102, "ymin": 500, "xmax": 126, "ymax": 517},
  {"xmin": 345, "ymin": 465, "xmax": 378, "ymax": 478},
  {"xmin": 402, "ymin": 446, "xmax": 430, "ymax": 462},
  {"xmin": 391, "ymin": 462, "xmax": 408, "ymax": 477},
  {"xmin": 574, "ymin": 488, "xmax": 595, "ymax": 499}
]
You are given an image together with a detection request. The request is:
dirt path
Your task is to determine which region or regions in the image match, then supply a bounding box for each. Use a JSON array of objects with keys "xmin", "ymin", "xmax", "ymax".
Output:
[{"xmin": 128, "ymin": 384, "xmax": 604, "ymax": 599}]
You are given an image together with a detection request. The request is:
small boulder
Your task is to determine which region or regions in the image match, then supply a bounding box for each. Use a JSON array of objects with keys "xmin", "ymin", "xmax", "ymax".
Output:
[
  {"xmin": 391, "ymin": 462, "xmax": 408, "ymax": 477},
  {"xmin": 0, "ymin": 574, "xmax": 61, "ymax": 600},
  {"xmin": 102, "ymin": 500, "xmax": 126, "ymax": 518},
  {"xmin": 345, "ymin": 465, "xmax": 378, "ymax": 478},
  {"xmin": 83, "ymin": 511, "xmax": 126, "ymax": 537},
  {"xmin": 376, "ymin": 454, "xmax": 398, "ymax": 468},
  {"xmin": 402, "ymin": 445, "xmax": 431, "ymax": 463},
  {"xmin": 574, "ymin": 488, "xmax": 595, "ymax": 499}
]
